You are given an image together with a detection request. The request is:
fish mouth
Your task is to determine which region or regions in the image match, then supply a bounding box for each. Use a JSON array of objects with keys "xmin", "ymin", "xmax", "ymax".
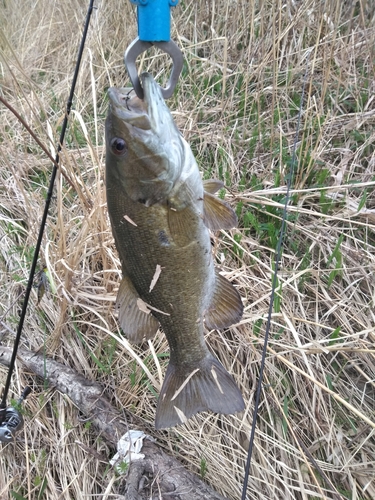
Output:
[
  {"xmin": 108, "ymin": 73, "xmax": 170, "ymax": 133},
  {"xmin": 107, "ymin": 86, "xmax": 151, "ymax": 130}
]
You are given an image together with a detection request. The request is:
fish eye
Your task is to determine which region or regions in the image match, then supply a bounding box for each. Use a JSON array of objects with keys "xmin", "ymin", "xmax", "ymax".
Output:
[{"xmin": 111, "ymin": 137, "xmax": 128, "ymax": 156}]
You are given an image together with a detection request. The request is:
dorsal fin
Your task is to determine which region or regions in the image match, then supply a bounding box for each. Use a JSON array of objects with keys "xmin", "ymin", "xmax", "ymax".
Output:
[
  {"xmin": 203, "ymin": 178, "xmax": 224, "ymax": 194},
  {"xmin": 203, "ymin": 191, "xmax": 238, "ymax": 231}
]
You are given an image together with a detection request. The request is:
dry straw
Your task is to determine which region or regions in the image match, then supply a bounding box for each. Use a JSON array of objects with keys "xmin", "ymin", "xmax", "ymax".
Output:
[{"xmin": 1, "ymin": 1, "xmax": 375, "ymax": 499}]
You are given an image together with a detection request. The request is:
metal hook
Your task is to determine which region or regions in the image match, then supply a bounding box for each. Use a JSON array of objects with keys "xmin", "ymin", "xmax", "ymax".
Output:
[{"xmin": 124, "ymin": 37, "xmax": 183, "ymax": 100}]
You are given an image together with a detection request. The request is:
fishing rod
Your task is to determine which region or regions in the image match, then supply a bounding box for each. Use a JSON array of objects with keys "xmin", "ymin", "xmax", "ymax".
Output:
[
  {"xmin": 241, "ymin": 57, "xmax": 310, "ymax": 499},
  {"xmin": 0, "ymin": 0, "xmax": 95, "ymax": 443}
]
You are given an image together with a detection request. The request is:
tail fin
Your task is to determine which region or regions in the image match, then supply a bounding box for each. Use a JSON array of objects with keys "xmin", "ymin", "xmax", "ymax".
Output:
[{"xmin": 155, "ymin": 354, "xmax": 244, "ymax": 429}]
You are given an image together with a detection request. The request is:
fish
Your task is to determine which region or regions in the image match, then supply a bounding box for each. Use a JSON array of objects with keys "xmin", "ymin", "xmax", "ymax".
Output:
[{"xmin": 105, "ymin": 72, "xmax": 244, "ymax": 429}]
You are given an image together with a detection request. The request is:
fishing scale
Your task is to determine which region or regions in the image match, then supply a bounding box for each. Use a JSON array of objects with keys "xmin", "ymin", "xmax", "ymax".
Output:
[{"xmin": 125, "ymin": 0, "xmax": 184, "ymax": 99}]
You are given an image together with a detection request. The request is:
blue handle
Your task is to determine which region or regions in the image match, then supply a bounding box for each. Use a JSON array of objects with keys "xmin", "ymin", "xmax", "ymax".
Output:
[{"xmin": 130, "ymin": 0, "xmax": 178, "ymax": 42}]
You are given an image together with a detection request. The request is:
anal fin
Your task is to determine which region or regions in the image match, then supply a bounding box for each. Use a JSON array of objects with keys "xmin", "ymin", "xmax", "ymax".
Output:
[
  {"xmin": 203, "ymin": 191, "xmax": 238, "ymax": 231},
  {"xmin": 205, "ymin": 269, "xmax": 243, "ymax": 330},
  {"xmin": 155, "ymin": 354, "xmax": 244, "ymax": 429},
  {"xmin": 116, "ymin": 276, "xmax": 160, "ymax": 343}
]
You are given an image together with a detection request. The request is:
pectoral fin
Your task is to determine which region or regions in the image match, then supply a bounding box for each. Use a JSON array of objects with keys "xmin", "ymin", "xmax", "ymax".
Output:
[
  {"xmin": 167, "ymin": 205, "xmax": 196, "ymax": 247},
  {"xmin": 203, "ymin": 191, "xmax": 238, "ymax": 230},
  {"xmin": 116, "ymin": 276, "xmax": 160, "ymax": 343},
  {"xmin": 205, "ymin": 269, "xmax": 243, "ymax": 329}
]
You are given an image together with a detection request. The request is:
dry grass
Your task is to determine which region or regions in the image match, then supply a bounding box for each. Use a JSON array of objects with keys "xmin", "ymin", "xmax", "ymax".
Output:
[{"xmin": 1, "ymin": 0, "xmax": 375, "ymax": 498}]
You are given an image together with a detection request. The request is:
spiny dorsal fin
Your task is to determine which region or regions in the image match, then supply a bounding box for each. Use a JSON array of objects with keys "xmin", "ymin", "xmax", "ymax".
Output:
[
  {"xmin": 155, "ymin": 353, "xmax": 244, "ymax": 429},
  {"xmin": 205, "ymin": 269, "xmax": 243, "ymax": 330},
  {"xmin": 203, "ymin": 191, "xmax": 238, "ymax": 231},
  {"xmin": 203, "ymin": 178, "xmax": 224, "ymax": 194},
  {"xmin": 116, "ymin": 275, "xmax": 159, "ymax": 343}
]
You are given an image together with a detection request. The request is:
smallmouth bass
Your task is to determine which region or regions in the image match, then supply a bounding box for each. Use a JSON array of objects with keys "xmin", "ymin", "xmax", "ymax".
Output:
[{"xmin": 105, "ymin": 73, "xmax": 244, "ymax": 429}]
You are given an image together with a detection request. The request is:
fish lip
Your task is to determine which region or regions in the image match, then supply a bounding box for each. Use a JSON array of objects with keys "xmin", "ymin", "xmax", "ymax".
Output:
[
  {"xmin": 107, "ymin": 87, "xmax": 152, "ymax": 130},
  {"xmin": 107, "ymin": 74, "xmax": 167, "ymax": 133},
  {"xmin": 107, "ymin": 87, "xmax": 134, "ymax": 111}
]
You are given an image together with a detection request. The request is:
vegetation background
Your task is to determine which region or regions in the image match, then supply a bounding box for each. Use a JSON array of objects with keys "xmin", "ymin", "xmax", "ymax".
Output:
[{"xmin": 0, "ymin": 0, "xmax": 375, "ymax": 498}]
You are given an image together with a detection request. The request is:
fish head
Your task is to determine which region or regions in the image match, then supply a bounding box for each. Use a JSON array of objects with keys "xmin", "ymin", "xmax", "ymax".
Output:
[{"xmin": 105, "ymin": 73, "xmax": 184, "ymax": 206}]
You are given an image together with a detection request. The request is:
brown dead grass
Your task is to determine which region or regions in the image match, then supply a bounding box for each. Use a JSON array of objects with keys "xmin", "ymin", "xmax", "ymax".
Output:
[{"xmin": 1, "ymin": 0, "xmax": 375, "ymax": 499}]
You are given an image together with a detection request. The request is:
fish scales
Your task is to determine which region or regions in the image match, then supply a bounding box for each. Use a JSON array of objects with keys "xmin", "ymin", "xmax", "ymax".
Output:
[{"xmin": 105, "ymin": 73, "xmax": 244, "ymax": 429}]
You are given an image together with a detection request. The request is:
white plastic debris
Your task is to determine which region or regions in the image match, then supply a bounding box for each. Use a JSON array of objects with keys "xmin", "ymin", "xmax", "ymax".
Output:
[{"xmin": 110, "ymin": 430, "xmax": 149, "ymax": 473}]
